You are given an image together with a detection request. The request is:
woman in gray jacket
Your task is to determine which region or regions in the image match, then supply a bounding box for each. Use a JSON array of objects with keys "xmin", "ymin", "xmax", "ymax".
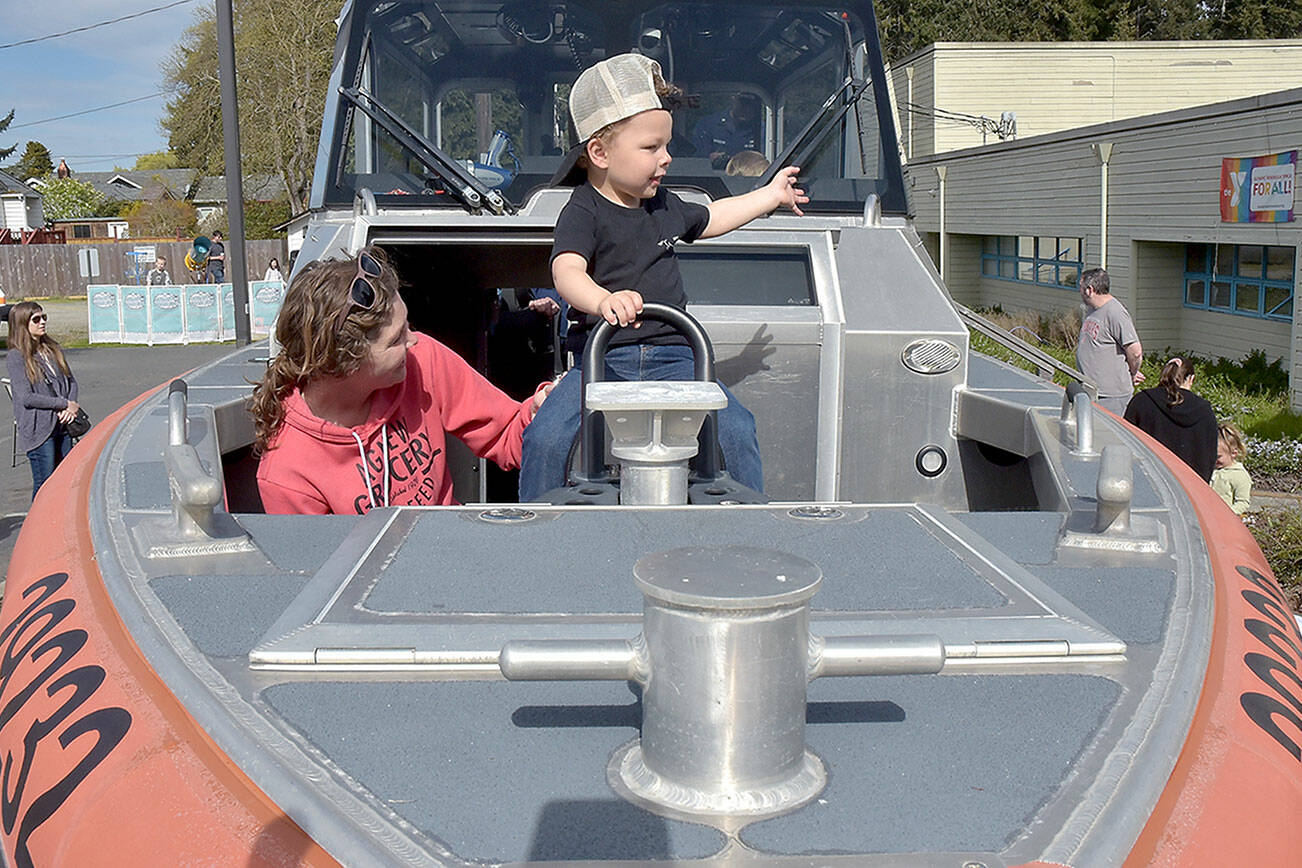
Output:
[{"xmin": 6, "ymin": 301, "xmax": 80, "ymax": 499}]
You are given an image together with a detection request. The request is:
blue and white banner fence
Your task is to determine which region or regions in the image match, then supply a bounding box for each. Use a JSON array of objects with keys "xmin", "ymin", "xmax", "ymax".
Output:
[{"xmin": 86, "ymin": 282, "xmax": 285, "ymax": 344}]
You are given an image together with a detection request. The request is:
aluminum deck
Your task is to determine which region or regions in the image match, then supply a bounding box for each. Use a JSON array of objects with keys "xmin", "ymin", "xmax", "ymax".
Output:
[{"xmin": 90, "ymin": 347, "xmax": 1208, "ymax": 866}]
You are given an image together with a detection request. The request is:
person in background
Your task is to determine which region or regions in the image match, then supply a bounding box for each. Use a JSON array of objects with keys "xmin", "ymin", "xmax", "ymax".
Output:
[
  {"xmin": 145, "ymin": 256, "xmax": 171, "ymax": 286},
  {"xmin": 264, "ymin": 257, "xmax": 284, "ymax": 283},
  {"xmin": 725, "ymin": 150, "xmax": 769, "ymax": 178},
  {"xmin": 6, "ymin": 302, "xmax": 80, "ymax": 500},
  {"xmin": 250, "ymin": 248, "xmax": 552, "ymax": 514},
  {"xmin": 1076, "ymin": 268, "xmax": 1144, "ymax": 415},
  {"xmin": 1211, "ymin": 422, "xmax": 1252, "ymax": 515},
  {"xmin": 1123, "ymin": 357, "xmax": 1218, "ymax": 481},
  {"xmin": 207, "ymin": 231, "xmax": 226, "ymax": 284},
  {"xmin": 691, "ymin": 93, "xmax": 762, "ymax": 170}
]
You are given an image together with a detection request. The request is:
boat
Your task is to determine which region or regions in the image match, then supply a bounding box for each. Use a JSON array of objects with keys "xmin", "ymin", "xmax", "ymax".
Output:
[{"xmin": 3, "ymin": 1, "xmax": 1300, "ymax": 865}]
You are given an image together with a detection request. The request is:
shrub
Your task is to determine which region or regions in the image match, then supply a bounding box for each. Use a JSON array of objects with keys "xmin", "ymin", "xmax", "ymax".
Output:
[{"xmin": 1246, "ymin": 509, "xmax": 1302, "ymax": 612}]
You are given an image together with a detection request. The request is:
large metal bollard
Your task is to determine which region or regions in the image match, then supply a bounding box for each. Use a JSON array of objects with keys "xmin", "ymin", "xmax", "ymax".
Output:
[{"xmin": 499, "ymin": 546, "xmax": 946, "ymax": 820}]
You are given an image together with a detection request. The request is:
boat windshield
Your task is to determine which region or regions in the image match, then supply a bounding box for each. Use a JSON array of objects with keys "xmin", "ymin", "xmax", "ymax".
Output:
[{"xmin": 318, "ymin": 0, "xmax": 908, "ymax": 214}]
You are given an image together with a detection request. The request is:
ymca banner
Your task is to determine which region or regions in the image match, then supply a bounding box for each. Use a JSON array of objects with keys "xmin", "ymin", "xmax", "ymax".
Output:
[
  {"xmin": 1221, "ymin": 151, "xmax": 1296, "ymax": 222},
  {"xmin": 86, "ymin": 282, "xmax": 283, "ymax": 344}
]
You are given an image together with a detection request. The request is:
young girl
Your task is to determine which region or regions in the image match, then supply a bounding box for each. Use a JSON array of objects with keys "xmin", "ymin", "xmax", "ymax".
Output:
[
  {"xmin": 6, "ymin": 302, "xmax": 81, "ymax": 499},
  {"xmin": 1211, "ymin": 423, "xmax": 1252, "ymax": 516}
]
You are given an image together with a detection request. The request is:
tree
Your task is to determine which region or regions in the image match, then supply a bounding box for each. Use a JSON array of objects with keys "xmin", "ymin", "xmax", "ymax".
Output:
[
  {"xmin": 1211, "ymin": 0, "xmax": 1302, "ymax": 39},
  {"xmin": 14, "ymin": 141, "xmax": 53, "ymax": 181},
  {"xmin": 122, "ymin": 199, "xmax": 198, "ymax": 238},
  {"xmin": 161, "ymin": 0, "xmax": 337, "ymax": 212},
  {"xmin": 38, "ymin": 177, "xmax": 107, "ymax": 222},
  {"xmin": 134, "ymin": 151, "xmax": 180, "ymax": 170},
  {"xmin": 0, "ymin": 109, "xmax": 15, "ymax": 162}
]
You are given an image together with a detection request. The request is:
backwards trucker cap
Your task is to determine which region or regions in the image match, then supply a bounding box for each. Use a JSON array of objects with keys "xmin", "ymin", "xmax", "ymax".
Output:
[{"xmin": 550, "ymin": 53, "xmax": 668, "ymax": 187}]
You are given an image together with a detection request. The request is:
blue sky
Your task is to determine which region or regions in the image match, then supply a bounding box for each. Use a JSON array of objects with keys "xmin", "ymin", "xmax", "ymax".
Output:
[{"xmin": 0, "ymin": 0, "xmax": 205, "ymax": 173}]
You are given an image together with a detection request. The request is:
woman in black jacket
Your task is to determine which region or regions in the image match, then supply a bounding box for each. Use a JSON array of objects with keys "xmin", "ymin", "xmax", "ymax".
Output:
[{"xmin": 1123, "ymin": 357, "xmax": 1218, "ymax": 481}]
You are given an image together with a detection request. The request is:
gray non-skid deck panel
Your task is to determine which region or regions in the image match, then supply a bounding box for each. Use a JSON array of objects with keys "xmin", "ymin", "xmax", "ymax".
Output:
[
  {"xmin": 262, "ymin": 680, "xmax": 728, "ymax": 863},
  {"xmin": 745, "ymin": 673, "xmax": 1120, "ymax": 855},
  {"xmin": 1033, "ymin": 566, "xmax": 1174, "ymax": 645},
  {"xmin": 262, "ymin": 673, "xmax": 1119, "ymax": 862},
  {"xmin": 240, "ymin": 514, "xmax": 364, "ymax": 574},
  {"xmin": 366, "ymin": 509, "xmax": 1008, "ymax": 615},
  {"xmin": 954, "ymin": 512, "xmax": 1064, "ymax": 565},
  {"xmin": 152, "ymin": 573, "xmax": 317, "ymax": 658}
]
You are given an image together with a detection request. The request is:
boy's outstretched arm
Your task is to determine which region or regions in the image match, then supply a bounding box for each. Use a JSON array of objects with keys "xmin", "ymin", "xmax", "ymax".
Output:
[
  {"xmin": 553, "ymin": 252, "xmax": 643, "ymax": 327},
  {"xmin": 700, "ymin": 166, "xmax": 808, "ymax": 239}
]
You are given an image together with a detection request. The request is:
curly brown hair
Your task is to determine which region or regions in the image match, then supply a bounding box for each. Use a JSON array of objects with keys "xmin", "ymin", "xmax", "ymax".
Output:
[{"xmin": 248, "ymin": 248, "xmax": 398, "ymax": 455}]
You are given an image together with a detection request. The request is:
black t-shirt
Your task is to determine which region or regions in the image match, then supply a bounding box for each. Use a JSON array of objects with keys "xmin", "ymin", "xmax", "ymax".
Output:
[{"xmin": 551, "ymin": 184, "xmax": 710, "ymax": 351}]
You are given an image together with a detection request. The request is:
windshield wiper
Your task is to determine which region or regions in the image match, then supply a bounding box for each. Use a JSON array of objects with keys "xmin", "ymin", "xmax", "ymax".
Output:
[
  {"xmin": 757, "ymin": 76, "xmax": 870, "ymax": 189},
  {"xmin": 339, "ymin": 86, "xmax": 513, "ymax": 215}
]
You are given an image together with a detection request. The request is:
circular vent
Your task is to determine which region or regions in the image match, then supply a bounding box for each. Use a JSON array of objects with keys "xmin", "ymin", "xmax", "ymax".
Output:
[{"xmin": 901, "ymin": 339, "xmax": 961, "ymax": 375}]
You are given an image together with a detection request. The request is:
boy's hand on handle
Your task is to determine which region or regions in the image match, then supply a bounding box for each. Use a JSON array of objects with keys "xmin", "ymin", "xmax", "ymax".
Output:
[
  {"xmin": 599, "ymin": 290, "xmax": 644, "ymax": 328},
  {"xmin": 768, "ymin": 166, "xmax": 809, "ymax": 216}
]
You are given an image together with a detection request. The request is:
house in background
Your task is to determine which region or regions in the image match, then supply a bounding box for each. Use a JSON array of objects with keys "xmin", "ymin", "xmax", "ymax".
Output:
[
  {"xmin": 191, "ymin": 174, "xmax": 286, "ymax": 224},
  {"xmin": 0, "ymin": 168, "xmax": 44, "ymax": 234},
  {"xmin": 48, "ymin": 216, "xmax": 131, "ymax": 241},
  {"xmin": 75, "ymin": 168, "xmax": 197, "ymax": 207}
]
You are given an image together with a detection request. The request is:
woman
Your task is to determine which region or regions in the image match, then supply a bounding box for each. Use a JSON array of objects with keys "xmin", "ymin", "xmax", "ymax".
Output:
[
  {"xmin": 6, "ymin": 302, "xmax": 81, "ymax": 499},
  {"xmin": 250, "ymin": 248, "xmax": 550, "ymax": 514},
  {"xmin": 264, "ymin": 257, "xmax": 284, "ymax": 283},
  {"xmin": 1123, "ymin": 357, "xmax": 1218, "ymax": 481}
]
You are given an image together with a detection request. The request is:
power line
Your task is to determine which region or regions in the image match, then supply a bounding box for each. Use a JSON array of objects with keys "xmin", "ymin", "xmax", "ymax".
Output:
[
  {"xmin": 0, "ymin": 0, "xmax": 199, "ymax": 51},
  {"xmin": 9, "ymin": 92, "xmax": 173, "ymax": 130}
]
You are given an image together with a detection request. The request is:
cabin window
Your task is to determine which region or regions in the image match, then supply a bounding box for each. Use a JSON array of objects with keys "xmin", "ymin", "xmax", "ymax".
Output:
[
  {"xmin": 1183, "ymin": 243, "xmax": 1294, "ymax": 323},
  {"xmin": 73, "ymin": 224, "xmax": 91, "ymax": 239},
  {"xmin": 679, "ymin": 247, "xmax": 815, "ymax": 305},
  {"xmin": 980, "ymin": 235, "xmax": 1084, "ymax": 289}
]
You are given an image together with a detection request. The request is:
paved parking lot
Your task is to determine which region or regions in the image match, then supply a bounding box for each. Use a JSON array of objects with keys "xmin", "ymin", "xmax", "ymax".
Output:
[{"xmin": 1, "ymin": 300, "xmax": 236, "ymax": 582}]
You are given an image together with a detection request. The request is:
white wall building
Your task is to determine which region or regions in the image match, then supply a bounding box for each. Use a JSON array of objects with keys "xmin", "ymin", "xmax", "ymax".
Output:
[
  {"xmin": 0, "ymin": 169, "xmax": 44, "ymax": 233},
  {"xmin": 889, "ymin": 40, "xmax": 1302, "ymax": 159},
  {"xmin": 905, "ymin": 86, "xmax": 1301, "ymax": 409}
]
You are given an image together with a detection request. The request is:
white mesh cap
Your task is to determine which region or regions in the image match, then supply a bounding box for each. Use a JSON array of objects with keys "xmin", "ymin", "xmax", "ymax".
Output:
[{"xmin": 570, "ymin": 53, "xmax": 667, "ymax": 141}]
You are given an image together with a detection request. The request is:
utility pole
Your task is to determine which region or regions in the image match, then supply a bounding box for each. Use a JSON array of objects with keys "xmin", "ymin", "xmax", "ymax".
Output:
[{"xmin": 216, "ymin": 0, "xmax": 251, "ymax": 346}]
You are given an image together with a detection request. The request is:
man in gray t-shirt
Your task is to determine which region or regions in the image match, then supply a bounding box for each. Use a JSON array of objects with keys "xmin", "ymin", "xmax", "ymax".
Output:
[{"xmin": 1075, "ymin": 267, "xmax": 1144, "ymax": 415}]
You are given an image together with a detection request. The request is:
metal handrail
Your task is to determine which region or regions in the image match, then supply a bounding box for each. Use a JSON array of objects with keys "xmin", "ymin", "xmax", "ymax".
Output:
[{"xmin": 955, "ymin": 302, "xmax": 1098, "ymax": 401}]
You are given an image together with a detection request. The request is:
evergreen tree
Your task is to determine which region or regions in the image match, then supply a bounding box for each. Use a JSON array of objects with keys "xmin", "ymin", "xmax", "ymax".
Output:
[
  {"xmin": 0, "ymin": 109, "xmax": 15, "ymax": 162},
  {"xmin": 1211, "ymin": 0, "xmax": 1302, "ymax": 39},
  {"xmin": 14, "ymin": 141, "xmax": 54, "ymax": 180}
]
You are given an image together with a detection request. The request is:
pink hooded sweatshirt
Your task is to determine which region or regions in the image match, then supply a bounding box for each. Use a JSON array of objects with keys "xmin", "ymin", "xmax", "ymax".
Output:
[{"xmin": 257, "ymin": 332, "xmax": 535, "ymax": 514}]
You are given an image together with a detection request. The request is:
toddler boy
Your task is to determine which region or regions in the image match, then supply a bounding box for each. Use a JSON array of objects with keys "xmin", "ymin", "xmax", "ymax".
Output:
[{"xmin": 518, "ymin": 53, "xmax": 807, "ymax": 500}]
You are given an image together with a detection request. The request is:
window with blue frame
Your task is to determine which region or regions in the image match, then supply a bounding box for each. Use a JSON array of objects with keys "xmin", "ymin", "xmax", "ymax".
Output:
[
  {"xmin": 981, "ymin": 236, "xmax": 1084, "ymax": 289},
  {"xmin": 1183, "ymin": 244, "xmax": 1294, "ymax": 323}
]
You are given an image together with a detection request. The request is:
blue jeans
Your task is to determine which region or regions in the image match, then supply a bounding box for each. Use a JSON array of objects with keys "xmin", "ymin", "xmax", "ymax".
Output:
[
  {"xmin": 519, "ymin": 344, "xmax": 762, "ymax": 501},
  {"xmin": 27, "ymin": 427, "xmax": 72, "ymax": 501}
]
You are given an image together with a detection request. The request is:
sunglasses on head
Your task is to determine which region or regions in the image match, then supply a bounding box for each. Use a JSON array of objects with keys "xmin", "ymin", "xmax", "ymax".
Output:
[{"xmin": 336, "ymin": 251, "xmax": 382, "ymax": 332}]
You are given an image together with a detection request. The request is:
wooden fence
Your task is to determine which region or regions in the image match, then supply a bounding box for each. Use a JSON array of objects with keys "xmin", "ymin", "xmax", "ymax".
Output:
[{"xmin": 0, "ymin": 239, "xmax": 287, "ymax": 300}]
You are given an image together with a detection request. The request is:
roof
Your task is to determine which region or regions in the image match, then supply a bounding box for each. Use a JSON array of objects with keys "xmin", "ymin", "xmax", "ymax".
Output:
[
  {"xmin": 74, "ymin": 169, "xmax": 196, "ymax": 202},
  {"xmin": 892, "ymin": 37, "xmax": 1302, "ymax": 65},
  {"xmin": 192, "ymin": 174, "xmax": 285, "ymax": 203},
  {"xmin": 0, "ymin": 168, "xmax": 41, "ymax": 198}
]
